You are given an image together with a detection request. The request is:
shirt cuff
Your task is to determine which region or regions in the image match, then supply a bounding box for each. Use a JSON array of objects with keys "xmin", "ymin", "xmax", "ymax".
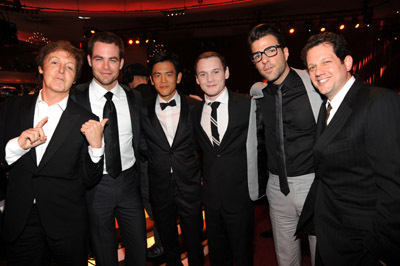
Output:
[
  {"xmin": 88, "ymin": 145, "xmax": 104, "ymax": 163},
  {"xmin": 5, "ymin": 137, "xmax": 30, "ymax": 165}
]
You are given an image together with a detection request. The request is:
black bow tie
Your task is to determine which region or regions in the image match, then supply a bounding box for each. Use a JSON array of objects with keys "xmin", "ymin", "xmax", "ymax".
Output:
[{"xmin": 160, "ymin": 99, "xmax": 176, "ymax": 110}]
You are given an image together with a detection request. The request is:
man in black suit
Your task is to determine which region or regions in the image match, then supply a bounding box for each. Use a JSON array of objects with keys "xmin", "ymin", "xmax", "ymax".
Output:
[
  {"xmin": 0, "ymin": 41, "xmax": 105, "ymax": 265},
  {"xmin": 297, "ymin": 32, "xmax": 400, "ymax": 265},
  {"xmin": 140, "ymin": 52, "xmax": 204, "ymax": 266},
  {"xmin": 72, "ymin": 32, "xmax": 146, "ymax": 266},
  {"xmin": 193, "ymin": 51, "xmax": 257, "ymax": 266},
  {"xmin": 122, "ymin": 63, "xmax": 157, "ymax": 99}
]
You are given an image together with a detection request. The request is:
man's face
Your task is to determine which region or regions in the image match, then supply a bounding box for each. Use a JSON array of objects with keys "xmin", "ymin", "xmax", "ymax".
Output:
[
  {"xmin": 88, "ymin": 42, "xmax": 124, "ymax": 91},
  {"xmin": 306, "ymin": 43, "xmax": 352, "ymax": 101},
  {"xmin": 39, "ymin": 49, "xmax": 77, "ymax": 97},
  {"xmin": 251, "ymin": 34, "xmax": 289, "ymax": 85},
  {"xmin": 150, "ymin": 61, "xmax": 182, "ymax": 102},
  {"xmin": 195, "ymin": 56, "xmax": 229, "ymax": 100}
]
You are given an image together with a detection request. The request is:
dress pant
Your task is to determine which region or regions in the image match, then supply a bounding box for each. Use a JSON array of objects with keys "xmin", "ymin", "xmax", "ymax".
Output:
[
  {"xmin": 6, "ymin": 205, "xmax": 88, "ymax": 266},
  {"xmin": 267, "ymin": 173, "xmax": 316, "ymax": 266},
  {"xmin": 152, "ymin": 174, "xmax": 204, "ymax": 266},
  {"xmin": 205, "ymin": 203, "xmax": 254, "ymax": 266},
  {"xmin": 86, "ymin": 166, "xmax": 146, "ymax": 266}
]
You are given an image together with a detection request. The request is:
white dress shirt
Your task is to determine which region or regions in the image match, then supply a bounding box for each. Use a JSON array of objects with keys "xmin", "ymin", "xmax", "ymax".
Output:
[
  {"xmin": 89, "ymin": 80, "xmax": 135, "ymax": 174},
  {"xmin": 201, "ymin": 87, "xmax": 229, "ymax": 144},
  {"xmin": 155, "ymin": 92, "xmax": 181, "ymax": 147},
  {"xmin": 326, "ymin": 76, "xmax": 355, "ymax": 125}
]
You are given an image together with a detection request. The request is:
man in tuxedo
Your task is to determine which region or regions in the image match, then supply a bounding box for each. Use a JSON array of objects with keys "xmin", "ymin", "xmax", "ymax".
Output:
[
  {"xmin": 248, "ymin": 24, "xmax": 320, "ymax": 266},
  {"xmin": 0, "ymin": 41, "xmax": 105, "ymax": 265},
  {"xmin": 193, "ymin": 51, "xmax": 257, "ymax": 266},
  {"xmin": 141, "ymin": 51, "xmax": 204, "ymax": 266},
  {"xmin": 297, "ymin": 32, "xmax": 400, "ymax": 265},
  {"xmin": 72, "ymin": 32, "xmax": 146, "ymax": 266}
]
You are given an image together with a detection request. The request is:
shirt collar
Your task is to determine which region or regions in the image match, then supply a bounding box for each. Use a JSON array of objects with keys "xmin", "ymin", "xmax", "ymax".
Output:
[
  {"xmin": 90, "ymin": 79, "xmax": 123, "ymax": 101},
  {"xmin": 327, "ymin": 75, "xmax": 355, "ymax": 110},
  {"xmin": 37, "ymin": 89, "xmax": 69, "ymax": 111},
  {"xmin": 204, "ymin": 87, "xmax": 229, "ymax": 105},
  {"xmin": 156, "ymin": 90, "xmax": 181, "ymax": 106}
]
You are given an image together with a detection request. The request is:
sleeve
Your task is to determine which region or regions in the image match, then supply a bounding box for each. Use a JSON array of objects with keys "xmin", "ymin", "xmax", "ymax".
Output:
[
  {"xmin": 364, "ymin": 89, "xmax": 400, "ymax": 264},
  {"xmin": 5, "ymin": 137, "xmax": 30, "ymax": 165}
]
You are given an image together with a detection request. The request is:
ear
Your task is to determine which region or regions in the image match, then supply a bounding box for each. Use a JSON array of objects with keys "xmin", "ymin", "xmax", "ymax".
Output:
[
  {"xmin": 87, "ymin": 55, "xmax": 92, "ymax": 67},
  {"xmin": 195, "ymin": 75, "xmax": 200, "ymax": 85},
  {"xmin": 343, "ymin": 55, "xmax": 353, "ymax": 72},
  {"xmin": 177, "ymin": 72, "xmax": 183, "ymax": 84},
  {"xmin": 283, "ymin": 47, "xmax": 289, "ymax": 61},
  {"xmin": 225, "ymin": 66, "xmax": 230, "ymax": 80},
  {"xmin": 119, "ymin": 58, "xmax": 124, "ymax": 70},
  {"xmin": 150, "ymin": 76, "xmax": 155, "ymax": 86},
  {"xmin": 38, "ymin": 66, "xmax": 44, "ymax": 74}
]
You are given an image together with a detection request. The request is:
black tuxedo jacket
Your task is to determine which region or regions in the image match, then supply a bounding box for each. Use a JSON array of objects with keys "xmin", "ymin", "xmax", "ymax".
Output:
[
  {"xmin": 193, "ymin": 90, "xmax": 252, "ymax": 213},
  {"xmin": 0, "ymin": 94, "xmax": 103, "ymax": 242},
  {"xmin": 71, "ymin": 82, "xmax": 142, "ymax": 177},
  {"xmin": 140, "ymin": 92, "xmax": 201, "ymax": 204},
  {"xmin": 297, "ymin": 78, "xmax": 400, "ymax": 265}
]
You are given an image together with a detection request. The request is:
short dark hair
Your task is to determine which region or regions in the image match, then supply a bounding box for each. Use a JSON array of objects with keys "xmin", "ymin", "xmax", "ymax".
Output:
[
  {"xmin": 194, "ymin": 51, "xmax": 227, "ymax": 74},
  {"xmin": 87, "ymin": 32, "xmax": 124, "ymax": 59},
  {"xmin": 301, "ymin": 32, "xmax": 352, "ymax": 66},
  {"xmin": 36, "ymin": 40, "xmax": 84, "ymax": 83},
  {"xmin": 248, "ymin": 24, "xmax": 286, "ymax": 48},
  {"xmin": 148, "ymin": 52, "xmax": 181, "ymax": 76},
  {"xmin": 122, "ymin": 63, "xmax": 148, "ymax": 85}
]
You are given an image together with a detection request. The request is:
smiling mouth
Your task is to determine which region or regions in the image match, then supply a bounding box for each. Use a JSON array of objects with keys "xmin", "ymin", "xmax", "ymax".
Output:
[{"xmin": 317, "ymin": 78, "xmax": 329, "ymax": 84}]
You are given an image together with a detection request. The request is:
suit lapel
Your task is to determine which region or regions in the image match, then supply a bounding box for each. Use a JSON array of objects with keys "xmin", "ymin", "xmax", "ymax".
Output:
[
  {"xmin": 21, "ymin": 94, "xmax": 38, "ymax": 165},
  {"xmin": 217, "ymin": 91, "xmax": 235, "ymax": 151},
  {"xmin": 148, "ymin": 95, "xmax": 170, "ymax": 147},
  {"xmin": 171, "ymin": 93, "xmax": 188, "ymax": 148},
  {"xmin": 313, "ymin": 80, "xmax": 361, "ymax": 165},
  {"xmin": 125, "ymin": 88, "xmax": 139, "ymax": 151},
  {"xmin": 37, "ymin": 98, "xmax": 80, "ymax": 171}
]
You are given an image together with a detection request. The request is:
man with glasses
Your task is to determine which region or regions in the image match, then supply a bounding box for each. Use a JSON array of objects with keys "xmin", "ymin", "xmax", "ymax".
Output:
[{"xmin": 248, "ymin": 24, "xmax": 322, "ymax": 266}]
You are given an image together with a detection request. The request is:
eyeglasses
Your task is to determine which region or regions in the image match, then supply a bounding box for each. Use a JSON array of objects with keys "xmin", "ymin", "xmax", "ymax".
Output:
[{"xmin": 251, "ymin": 45, "xmax": 282, "ymax": 63}]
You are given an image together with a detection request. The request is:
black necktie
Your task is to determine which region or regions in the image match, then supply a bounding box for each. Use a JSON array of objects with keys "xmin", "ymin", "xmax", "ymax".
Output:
[
  {"xmin": 209, "ymin": 101, "xmax": 221, "ymax": 147},
  {"xmin": 275, "ymin": 85, "xmax": 290, "ymax": 196},
  {"xmin": 160, "ymin": 99, "xmax": 176, "ymax": 110},
  {"xmin": 103, "ymin": 92, "xmax": 122, "ymax": 178},
  {"xmin": 325, "ymin": 102, "xmax": 332, "ymax": 128}
]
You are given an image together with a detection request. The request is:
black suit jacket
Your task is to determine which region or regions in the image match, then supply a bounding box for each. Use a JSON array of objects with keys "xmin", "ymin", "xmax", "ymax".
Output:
[
  {"xmin": 193, "ymin": 90, "xmax": 252, "ymax": 213},
  {"xmin": 71, "ymin": 82, "xmax": 142, "ymax": 178},
  {"xmin": 298, "ymin": 78, "xmax": 400, "ymax": 265},
  {"xmin": 140, "ymin": 92, "xmax": 201, "ymax": 204},
  {"xmin": 0, "ymin": 94, "xmax": 103, "ymax": 242}
]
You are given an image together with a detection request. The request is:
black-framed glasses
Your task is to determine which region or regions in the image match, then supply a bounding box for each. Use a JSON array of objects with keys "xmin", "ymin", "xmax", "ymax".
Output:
[{"xmin": 251, "ymin": 45, "xmax": 282, "ymax": 63}]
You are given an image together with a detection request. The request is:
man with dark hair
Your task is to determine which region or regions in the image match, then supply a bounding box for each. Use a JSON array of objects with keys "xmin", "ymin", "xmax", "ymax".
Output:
[
  {"xmin": 122, "ymin": 63, "xmax": 156, "ymax": 99},
  {"xmin": 0, "ymin": 40, "xmax": 105, "ymax": 265},
  {"xmin": 72, "ymin": 32, "xmax": 146, "ymax": 266},
  {"xmin": 248, "ymin": 23, "xmax": 321, "ymax": 266},
  {"xmin": 140, "ymin": 51, "xmax": 204, "ymax": 266},
  {"xmin": 193, "ymin": 51, "xmax": 257, "ymax": 266},
  {"xmin": 297, "ymin": 32, "xmax": 400, "ymax": 266}
]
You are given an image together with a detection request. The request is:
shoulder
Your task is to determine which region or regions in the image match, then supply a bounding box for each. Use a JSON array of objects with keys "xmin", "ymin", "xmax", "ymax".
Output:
[{"xmin": 67, "ymin": 98, "xmax": 98, "ymax": 121}]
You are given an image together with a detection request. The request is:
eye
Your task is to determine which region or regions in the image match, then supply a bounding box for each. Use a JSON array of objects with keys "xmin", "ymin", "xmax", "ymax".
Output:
[
  {"xmin": 252, "ymin": 53, "xmax": 261, "ymax": 61},
  {"xmin": 199, "ymin": 73, "xmax": 206, "ymax": 77},
  {"xmin": 322, "ymin": 60, "xmax": 331, "ymax": 65},
  {"xmin": 308, "ymin": 65, "xmax": 316, "ymax": 72},
  {"xmin": 110, "ymin": 59, "xmax": 118, "ymax": 63}
]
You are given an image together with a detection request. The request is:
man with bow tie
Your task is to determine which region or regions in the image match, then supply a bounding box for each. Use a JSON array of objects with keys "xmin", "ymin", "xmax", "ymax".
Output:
[{"xmin": 140, "ymin": 51, "xmax": 204, "ymax": 266}]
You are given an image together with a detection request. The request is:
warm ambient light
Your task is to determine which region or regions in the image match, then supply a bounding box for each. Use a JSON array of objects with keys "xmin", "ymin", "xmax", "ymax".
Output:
[
  {"xmin": 128, "ymin": 39, "xmax": 134, "ymax": 45},
  {"xmin": 339, "ymin": 24, "xmax": 345, "ymax": 30},
  {"xmin": 289, "ymin": 28, "xmax": 295, "ymax": 34},
  {"xmin": 135, "ymin": 39, "xmax": 140, "ymax": 45},
  {"xmin": 320, "ymin": 27, "xmax": 326, "ymax": 32}
]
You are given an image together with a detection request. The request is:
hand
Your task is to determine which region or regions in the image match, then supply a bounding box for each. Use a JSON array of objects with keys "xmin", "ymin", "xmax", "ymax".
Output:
[
  {"xmin": 189, "ymin": 94, "xmax": 203, "ymax": 101},
  {"xmin": 81, "ymin": 118, "xmax": 108, "ymax": 148},
  {"xmin": 17, "ymin": 117, "xmax": 48, "ymax": 150}
]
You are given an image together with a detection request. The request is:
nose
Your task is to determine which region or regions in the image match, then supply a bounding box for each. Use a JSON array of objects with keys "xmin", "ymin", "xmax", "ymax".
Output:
[
  {"xmin": 59, "ymin": 63, "xmax": 65, "ymax": 74},
  {"xmin": 207, "ymin": 74, "xmax": 213, "ymax": 82},
  {"xmin": 102, "ymin": 60, "xmax": 109, "ymax": 69},
  {"xmin": 314, "ymin": 65, "xmax": 324, "ymax": 76},
  {"xmin": 261, "ymin": 53, "xmax": 270, "ymax": 64},
  {"xmin": 161, "ymin": 74, "xmax": 167, "ymax": 82}
]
